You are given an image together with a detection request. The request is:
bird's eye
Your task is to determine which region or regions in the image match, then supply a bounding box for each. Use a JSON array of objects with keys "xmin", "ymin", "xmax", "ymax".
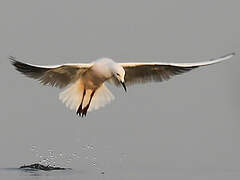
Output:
[{"xmin": 116, "ymin": 73, "xmax": 120, "ymax": 76}]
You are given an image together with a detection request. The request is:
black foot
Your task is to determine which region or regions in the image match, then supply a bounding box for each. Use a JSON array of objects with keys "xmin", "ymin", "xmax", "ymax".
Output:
[
  {"xmin": 76, "ymin": 104, "xmax": 89, "ymax": 117},
  {"xmin": 76, "ymin": 104, "xmax": 83, "ymax": 116},
  {"xmin": 81, "ymin": 105, "xmax": 89, "ymax": 117}
]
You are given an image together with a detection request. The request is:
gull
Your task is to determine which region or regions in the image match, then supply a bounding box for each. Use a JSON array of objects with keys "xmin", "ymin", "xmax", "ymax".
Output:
[{"xmin": 10, "ymin": 53, "xmax": 235, "ymax": 117}]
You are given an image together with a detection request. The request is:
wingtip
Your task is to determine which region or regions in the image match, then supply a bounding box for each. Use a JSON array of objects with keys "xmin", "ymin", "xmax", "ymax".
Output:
[
  {"xmin": 9, "ymin": 56, "xmax": 17, "ymax": 65},
  {"xmin": 209, "ymin": 52, "xmax": 235, "ymax": 63},
  {"xmin": 222, "ymin": 52, "xmax": 236, "ymax": 59}
]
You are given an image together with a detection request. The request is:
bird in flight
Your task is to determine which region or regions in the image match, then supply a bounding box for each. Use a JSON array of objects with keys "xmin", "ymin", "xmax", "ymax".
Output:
[{"xmin": 10, "ymin": 53, "xmax": 235, "ymax": 117}]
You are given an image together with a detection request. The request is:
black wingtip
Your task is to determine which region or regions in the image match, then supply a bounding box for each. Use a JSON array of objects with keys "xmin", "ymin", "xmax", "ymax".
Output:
[
  {"xmin": 9, "ymin": 57, "xmax": 47, "ymax": 79},
  {"xmin": 9, "ymin": 56, "xmax": 25, "ymax": 70},
  {"xmin": 209, "ymin": 52, "xmax": 236, "ymax": 62},
  {"xmin": 225, "ymin": 52, "xmax": 236, "ymax": 58},
  {"xmin": 9, "ymin": 56, "xmax": 17, "ymax": 65},
  {"xmin": 223, "ymin": 52, "xmax": 236, "ymax": 60},
  {"xmin": 9, "ymin": 56, "xmax": 22, "ymax": 71}
]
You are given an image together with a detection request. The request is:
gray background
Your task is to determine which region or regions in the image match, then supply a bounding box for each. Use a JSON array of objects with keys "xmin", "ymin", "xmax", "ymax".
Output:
[{"xmin": 0, "ymin": 0, "xmax": 239, "ymax": 179}]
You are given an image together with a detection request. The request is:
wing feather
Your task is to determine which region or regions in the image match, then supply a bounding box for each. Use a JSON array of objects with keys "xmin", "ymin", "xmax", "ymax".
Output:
[
  {"xmin": 10, "ymin": 56, "xmax": 91, "ymax": 88},
  {"xmin": 120, "ymin": 53, "xmax": 235, "ymax": 86}
]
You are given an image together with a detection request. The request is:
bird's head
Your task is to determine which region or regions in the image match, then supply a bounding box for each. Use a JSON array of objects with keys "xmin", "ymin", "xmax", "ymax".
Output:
[{"xmin": 112, "ymin": 64, "xmax": 127, "ymax": 92}]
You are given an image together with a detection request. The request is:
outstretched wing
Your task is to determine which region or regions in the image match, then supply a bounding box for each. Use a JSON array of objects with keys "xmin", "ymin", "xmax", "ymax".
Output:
[
  {"xmin": 119, "ymin": 53, "xmax": 235, "ymax": 86},
  {"xmin": 10, "ymin": 56, "xmax": 92, "ymax": 88}
]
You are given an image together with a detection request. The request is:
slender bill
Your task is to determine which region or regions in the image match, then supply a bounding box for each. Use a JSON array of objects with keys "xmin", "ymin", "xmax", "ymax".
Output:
[{"xmin": 121, "ymin": 82, "xmax": 127, "ymax": 92}]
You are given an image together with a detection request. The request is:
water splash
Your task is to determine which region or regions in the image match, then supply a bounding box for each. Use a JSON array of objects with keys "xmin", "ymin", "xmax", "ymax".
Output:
[{"xmin": 28, "ymin": 143, "xmax": 128, "ymax": 175}]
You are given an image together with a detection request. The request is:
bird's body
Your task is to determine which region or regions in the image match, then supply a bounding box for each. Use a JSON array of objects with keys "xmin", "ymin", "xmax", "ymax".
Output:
[
  {"xmin": 10, "ymin": 53, "xmax": 235, "ymax": 117},
  {"xmin": 82, "ymin": 64, "xmax": 107, "ymax": 89},
  {"xmin": 82, "ymin": 58, "xmax": 117, "ymax": 89},
  {"xmin": 61, "ymin": 58, "xmax": 121, "ymax": 116}
]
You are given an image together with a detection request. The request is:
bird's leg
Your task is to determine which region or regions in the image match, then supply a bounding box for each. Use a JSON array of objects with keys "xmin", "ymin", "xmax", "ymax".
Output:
[
  {"xmin": 82, "ymin": 89, "xmax": 96, "ymax": 117},
  {"xmin": 77, "ymin": 89, "xmax": 86, "ymax": 116}
]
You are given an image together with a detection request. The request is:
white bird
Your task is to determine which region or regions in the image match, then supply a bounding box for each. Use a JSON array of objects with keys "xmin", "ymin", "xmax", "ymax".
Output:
[{"xmin": 10, "ymin": 53, "xmax": 235, "ymax": 117}]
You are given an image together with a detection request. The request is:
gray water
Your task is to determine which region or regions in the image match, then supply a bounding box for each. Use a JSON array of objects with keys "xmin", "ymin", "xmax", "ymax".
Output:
[
  {"xmin": 2, "ymin": 166, "xmax": 240, "ymax": 180},
  {"xmin": 0, "ymin": 0, "xmax": 240, "ymax": 179}
]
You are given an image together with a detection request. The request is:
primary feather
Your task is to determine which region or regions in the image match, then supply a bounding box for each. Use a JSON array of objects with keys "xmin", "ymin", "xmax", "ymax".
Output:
[
  {"xmin": 10, "ymin": 56, "xmax": 91, "ymax": 88},
  {"xmin": 119, "ymin": 53, "xmax": 234, "ymax": 85}
]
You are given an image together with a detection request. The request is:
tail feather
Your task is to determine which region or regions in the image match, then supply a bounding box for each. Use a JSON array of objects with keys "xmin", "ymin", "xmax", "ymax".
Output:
[
  {"xmin": 59, "ymin": 80, "xmax": 83, "ymax": 111},
  {"xmin": 59, "ymin": 80, "xmax": 114, "ymax": 112},
  {"xmin": 89, "ymin": 85, "xmax": 115, "ymax": 111}
]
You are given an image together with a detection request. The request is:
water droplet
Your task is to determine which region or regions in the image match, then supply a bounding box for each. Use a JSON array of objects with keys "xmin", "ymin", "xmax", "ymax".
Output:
[
  {"xmin": 87, "ymin": 145, "xmax": 94, "ymax": 150},
  {"xmin": 58, "ymin": 153, "xmax": 63, "ymax": 158},
  {"xmin": 72, "ymin": 153, "xmax": 77, "ymax": 157},
  {"xmin": 31, "ymin": 146, "xmax": 36, "ymax": 151},
  {"xmin": 92, "ymin": 162, "xmax": 96, "ymax": 166}
]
